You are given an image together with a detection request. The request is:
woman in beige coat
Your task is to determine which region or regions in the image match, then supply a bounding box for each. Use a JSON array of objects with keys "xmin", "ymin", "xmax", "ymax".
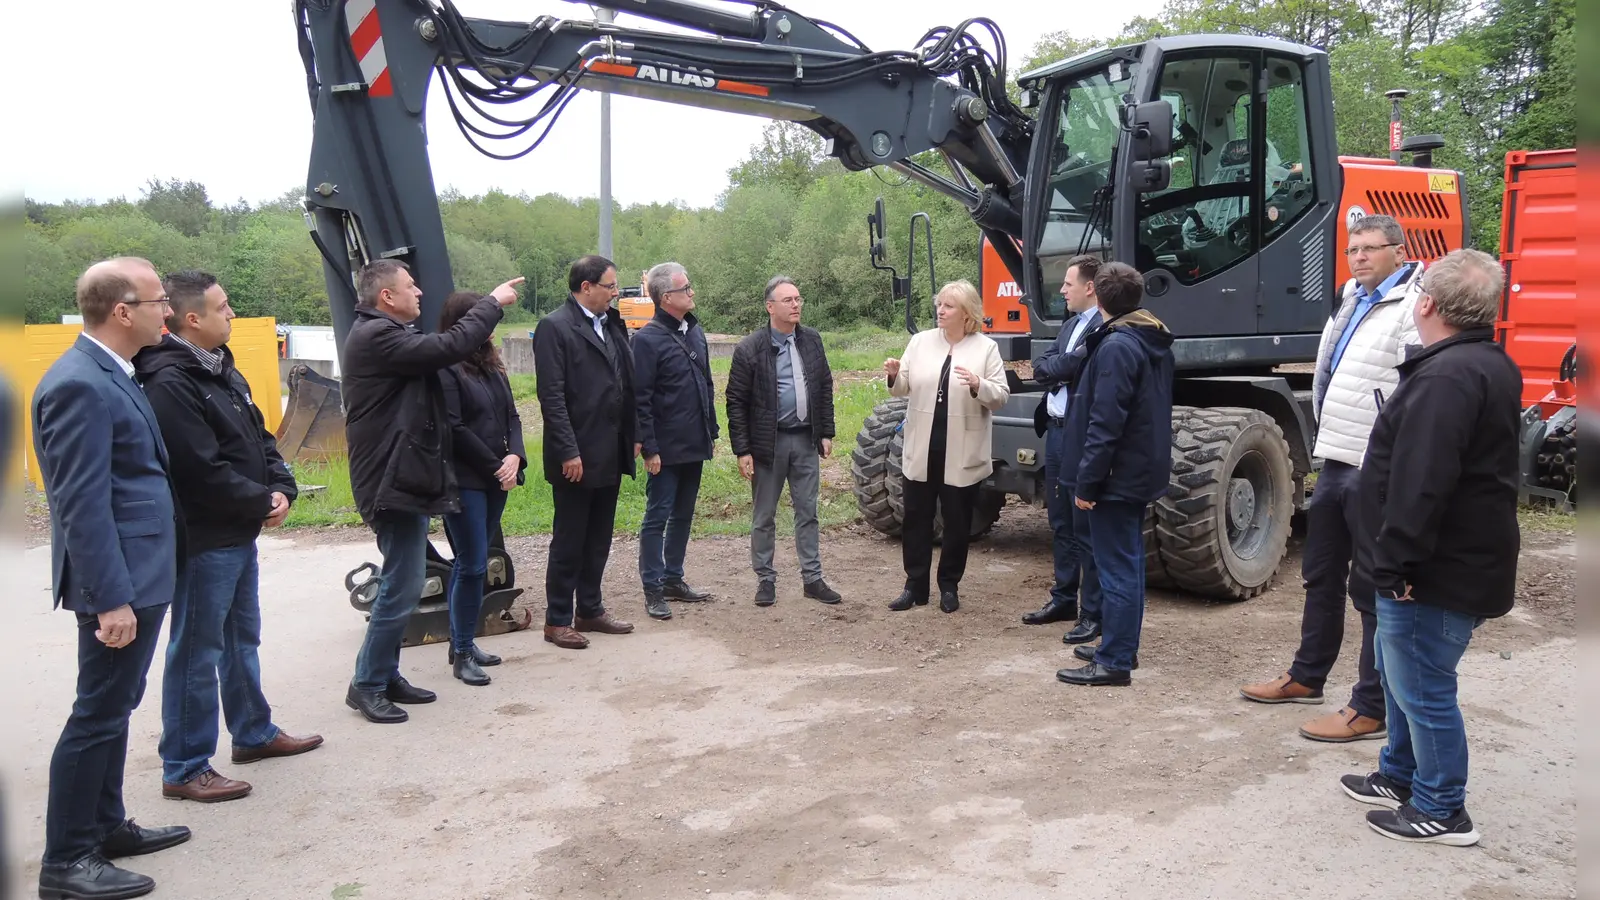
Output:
[{"xmin": 883, "ymin": 280, "xmax": 1010, "ymax": 613}]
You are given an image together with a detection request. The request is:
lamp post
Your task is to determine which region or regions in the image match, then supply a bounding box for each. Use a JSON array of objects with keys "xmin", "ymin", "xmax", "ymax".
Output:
[{"xmin": 594, "ymin": 5, "xmax": 616, "ymax": 259}]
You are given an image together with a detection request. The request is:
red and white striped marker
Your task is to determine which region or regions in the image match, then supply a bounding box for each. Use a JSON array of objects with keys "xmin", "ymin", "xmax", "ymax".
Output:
[{"xmin": 346, "ymin": 0, "xmax": 394, "ymax": 97}]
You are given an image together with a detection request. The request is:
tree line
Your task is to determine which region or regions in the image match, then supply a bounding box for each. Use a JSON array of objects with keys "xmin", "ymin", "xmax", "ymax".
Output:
[{"xmin": 21, "ymin": 0, "xmax": 1570, "ymax": 333}]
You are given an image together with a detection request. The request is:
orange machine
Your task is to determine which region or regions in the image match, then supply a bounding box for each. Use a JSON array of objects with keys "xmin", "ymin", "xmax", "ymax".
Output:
[
  {"xmin": 617, "ymin": 270, "xmax": 655, "ymax": 330},
  {"xmin": 978, "ymin": 155, "xmax": 1469, "ymax": 334},
  {"xmin": 1495, "ymin": 148, "xmax": 1577, "ymax": 407}
]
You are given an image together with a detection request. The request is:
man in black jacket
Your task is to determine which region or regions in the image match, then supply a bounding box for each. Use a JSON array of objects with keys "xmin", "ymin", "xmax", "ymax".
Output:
[
  {"xmin": 727, "ymin": 275, "xmax": 841, "ymax": 608},
  {"xmin": 136, "ymin": 271, "xmax": 324, "ymax": 802},
  {"xmin": 633, "ymin": 262, "xmax": 719, "ymax": 621},
  {"xmin": 534, "ymin": 255, "xmax": 640, "ymax": 649},
  {"xmin": 342, "ymin": 260, "xmax": 522, "ymax": 723},
  {"xmin": 1340, "ymin": 249, "xmax": 1522, "ymax": 847},
  {"xmin": 1055, "ymin": 263, "xmax": 1174, "ymax": 687}
]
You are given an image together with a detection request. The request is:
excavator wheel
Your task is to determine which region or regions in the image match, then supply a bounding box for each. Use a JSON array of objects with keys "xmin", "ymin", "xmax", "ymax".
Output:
[
  {"xmin": 1143, "ymin": 505, "xmax": 1175, "ymax": 590},
  {"xmin": 1152, "ymin": 406, "xmax": 1294, "ymax": 601},
  {"xmin": 850, "ymin": 397, "xmax": 1003, "ymax": 543}
]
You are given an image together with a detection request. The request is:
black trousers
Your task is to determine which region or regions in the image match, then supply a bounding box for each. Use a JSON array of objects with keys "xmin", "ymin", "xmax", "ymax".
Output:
[
  {"xmin": 44, "ymin": 604, "xmax": 169, "ymax": 866},
  {"xmin": 902, "ymin": 472, "xmax": 981, "ymax": 597},
  {"xmin": 1288, "ymin": 460, "xmax": 1385, "ymax": 721},
  {"xmin": 546, "ymin": 480, "xmax": 620, "ymax": 626}
]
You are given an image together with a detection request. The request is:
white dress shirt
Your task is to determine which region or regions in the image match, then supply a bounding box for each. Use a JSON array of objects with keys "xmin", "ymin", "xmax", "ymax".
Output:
[{"xmin": 1046, "ymin": 310, "xmax": 1096, "ymax": 419}]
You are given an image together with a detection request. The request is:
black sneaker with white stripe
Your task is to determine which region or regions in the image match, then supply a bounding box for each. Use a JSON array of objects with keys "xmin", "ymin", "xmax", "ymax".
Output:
[
  {"xmin": 1366, "ymin": 803, "xmax": 1480, "ymax": 846},
  {"xmin": 1340, "ymin": 772, "xmax": 1412, "ymax": 809}
]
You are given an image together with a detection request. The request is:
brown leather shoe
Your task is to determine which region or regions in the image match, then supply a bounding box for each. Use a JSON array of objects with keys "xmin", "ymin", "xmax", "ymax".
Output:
[
  {"xmin": 544, "ymin": 625, "xmax": 590, "ymax": 649},
  {"xmin": 575, "ymin": 612, "xmax": 635, "ymax": 635},
  {"xmin": 1240, "ymin": 673, "xmax": 1325, "ymax": 705},
  {"xmin": 232, "ymin": 731, "xmax": 325, "ymax": 765},
  {"xmin": 163, "ymin": 768, "xmax": 252, "ymax": 803},
  {"xmin": 1299, "ymin": 706, "xmax": 1387, "ymax": 743}
]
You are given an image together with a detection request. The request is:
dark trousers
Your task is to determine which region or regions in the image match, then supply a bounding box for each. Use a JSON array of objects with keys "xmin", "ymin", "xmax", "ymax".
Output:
[
  {"xmin": 547, "ymin": 480, "xmax": 620, "ymax": 626},
  {"xmin": 45, "ymin": 604, "xmax": 169, "ymax": 866},
  {"xmin": 639, "ymin": 461, "xmax": 704, "ymax": 594},
  {"xmin": 1088, "ymin": 500, "xmax": 1145, "ymax": 672},
  {"xmin": 353, "ymin": 512, "xmax": 431, "ymax": 692},
  {"xmin": 1288, "ymin": 460, "xmax": 1384, "ymax": 721},
  {"xmin": 1073, "ymin": 501, "xmax": 1103, "ymax": 623},
  {"xmin": 160, "ymin": 544, "xmax": 278, "ymax": 786},
  {"xmin": 901, "ymin": 471, "xmax": 981, "ymax": 597},
  {"xmin": 1044, "ymin": 419, "xmax": 1084, "ymax": 605},
  {"xmin": 443, "ymin": 488, "xmax": 510, "ymax": 653}
]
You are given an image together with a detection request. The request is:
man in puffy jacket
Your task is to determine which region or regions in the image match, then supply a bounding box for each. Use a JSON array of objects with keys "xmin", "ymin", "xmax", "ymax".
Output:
[
  {"xmin": 341, "ymin": 260, "xmax": 521, "ymax": 724},
  {"xmin": 1339, "ymin": 249, "xmax": 1521, "ymax": 846},
  {"xmin": 1054, "ymin": 262, "xmax": 1174, "ymax": 687},
  {"xmin": 1240, "ymin": 214, "xmax": 1423, "ymax": 743}
]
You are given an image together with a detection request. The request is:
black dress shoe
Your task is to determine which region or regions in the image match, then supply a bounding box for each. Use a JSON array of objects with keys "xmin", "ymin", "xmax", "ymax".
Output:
[
  {"xmin": 804, "ymin": 579, "xmax": 843, "ymax": 605},
  {"xmin": 1062, "ymin": 619, "xmax": 1102, "ymax": 645},
  {"xmin": 645, "ymin": 593, "xmax": 673, "ymax": 620},
  {"xmin": 39, "ymin": 854, "xmax": 154, "ymax": 900},
  {"xmin": 888, "ymin": 590, "xmax": 927, "ymax": 611},
  {"xmin": 346, "ymin": 684, "xmax": 408, "ymax": 724},
  {"xmin": 453, "ymin": 655, "xmax": 491, "ymax": 686},
  {"xmin": 385, "ymin": 676, "xmax": 436, "ymax": 704},
  {"xmin": 663, "ymin": 579, "xmax": 711, "ymax": 601},
  {"xmin": 447, "ymin": 644, "xmax": 501, "ymax": 667},
  {"xmin": 1022, "ymin": 599, "xmax": 1078, "ymax": 625},
  {"xmin": 1073, "ymin": 644, "xmax": 1139, "ymax": 669},
  {"xmin": 100, "ymin": 820, "xmax": 191, "ymax": 859},
  {"xmin": 1055, "ymin": 662, "xmax": 1132, "ymax": 686},
  {"xmin": 754, "ymin": 581, "xmax": 776, "ymax": 607},
  {"xmin": 939, "ymin": 590, "xmax": 960, "ymax": 613}
]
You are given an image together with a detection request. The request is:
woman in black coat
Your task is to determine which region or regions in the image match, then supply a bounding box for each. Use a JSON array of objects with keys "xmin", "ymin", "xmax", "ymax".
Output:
[{"xmin": 438, "ymin": 291, "xmax": 527, "ymax": 686}]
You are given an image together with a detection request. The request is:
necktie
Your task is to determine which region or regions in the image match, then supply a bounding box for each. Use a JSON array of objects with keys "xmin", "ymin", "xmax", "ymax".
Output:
[{"xmin": 789, "ymin": 335, "xmax": 808, "ymax": 422}]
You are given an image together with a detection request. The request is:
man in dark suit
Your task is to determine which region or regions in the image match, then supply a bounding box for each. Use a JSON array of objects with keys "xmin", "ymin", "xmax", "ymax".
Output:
[
  {"xmin": 534, "ymin": 254, "xmax": 640, "ymax": 649},
  {"xmin": 32, "ymin": 257, "xmax": 191, "ymax": 900},
  {"xmin": 341, "ymin": 260, "xmax": 523, "ymax": 724},
  {"xmin": 632, "ymin": 261, "xmax": 719, "ymax": 621}
]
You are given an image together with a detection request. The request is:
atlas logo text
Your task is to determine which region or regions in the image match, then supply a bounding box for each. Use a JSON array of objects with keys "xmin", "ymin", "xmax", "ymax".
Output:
[{"xmin": 636, "ymin": 65, "xmax": 717, "ymax": 89}]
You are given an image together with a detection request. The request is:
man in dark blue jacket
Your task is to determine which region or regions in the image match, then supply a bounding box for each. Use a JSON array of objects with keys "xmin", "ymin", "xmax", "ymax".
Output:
[
  {"xmin": 1055, "ymin": 262, "xmax": 1174, "ymax": 686},
  {"xmin": 633, "ymin": 262, "xmax": 720, "ymax": 620}
]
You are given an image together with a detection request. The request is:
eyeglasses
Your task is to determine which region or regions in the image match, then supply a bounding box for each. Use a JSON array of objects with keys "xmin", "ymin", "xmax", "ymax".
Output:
[
  {"xmin": 662, "ymin": 283, "xmax": 693, "ymax": 296},
  {"xmin": 122, "ymin": 298, "xmax": 171, "ymax": 307},
  {"xmin": 770, "ymin": 296, "xmax": 803, "ymax": 306},
  {"xmin": 1345, "ymin": 243, "xmax": 1399, "ymax": 257},
  {"xmin": 594, "ymin": 281, "xmax": 618, "ymax": 291}
]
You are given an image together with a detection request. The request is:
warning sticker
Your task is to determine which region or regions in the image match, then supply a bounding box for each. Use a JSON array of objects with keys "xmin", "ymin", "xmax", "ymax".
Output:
[{"xmin": 1428, "ymin": 173, "xmax": 1458, "ymax": 194}]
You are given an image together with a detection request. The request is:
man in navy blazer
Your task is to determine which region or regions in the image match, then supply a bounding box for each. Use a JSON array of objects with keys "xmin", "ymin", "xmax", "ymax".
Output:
[{"xmin": 32, "ymin": 257, "xmax": 191, "ymax": 900}]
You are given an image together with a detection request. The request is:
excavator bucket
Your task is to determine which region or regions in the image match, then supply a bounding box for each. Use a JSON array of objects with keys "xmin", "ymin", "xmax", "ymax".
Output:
[{"xmin": 275, "ymin": 364, "xmax": 348, "ymax": 464}]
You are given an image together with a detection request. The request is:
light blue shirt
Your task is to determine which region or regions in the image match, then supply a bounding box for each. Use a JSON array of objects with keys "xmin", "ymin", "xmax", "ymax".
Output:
[
  {"xmin": 771, "ymin": 328, "xmax": 804, "ymax": 426},
  {"xmin": 579, "ymin": 302, "xmax": 606, "ymax": 342},
  {"xmin": 1046, "ymin": 309, "xmax": 1097, "ymax": 419},
  {"xmin": 1330, "ymin": 265, "xmax": 1408, "ymax": 376}
]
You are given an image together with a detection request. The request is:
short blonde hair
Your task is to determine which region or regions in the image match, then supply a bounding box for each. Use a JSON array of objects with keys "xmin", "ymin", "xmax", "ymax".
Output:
[
  {"xmin": 938, "ymin": 280, "xmax": 984, "ymax": 335},
  {"xmin": 1422, "ymin": 249, "xmax": 1503, "ymax": 329}
]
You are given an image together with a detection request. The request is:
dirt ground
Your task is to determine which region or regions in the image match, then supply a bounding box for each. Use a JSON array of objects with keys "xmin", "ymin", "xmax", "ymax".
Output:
[{"xmin": 2, "ymin": 505, "xmax": 1576, "ymax": 900}]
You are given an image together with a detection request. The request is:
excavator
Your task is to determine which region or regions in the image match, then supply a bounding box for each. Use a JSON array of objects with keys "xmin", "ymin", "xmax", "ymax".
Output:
[{"xmin": 290, "ymin": 0, "xmax": 1470, "ymax": 641}]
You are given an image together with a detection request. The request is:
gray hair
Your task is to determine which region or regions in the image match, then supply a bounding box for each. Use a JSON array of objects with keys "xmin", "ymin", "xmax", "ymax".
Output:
[
  {"xmin": 1350, "ymin": 214, "xmax": 1405, "ymax": 247},
  {"xmin": 764, "ymin": 274, "xmax": 797, "ymax": 303},
  {"xmin": 645, "ymin": 261, "xmax": 688, "ymax": 302},
  {"xmin": 1421, "ymin": 249, "xmax": 1503, "ymax": 329}
]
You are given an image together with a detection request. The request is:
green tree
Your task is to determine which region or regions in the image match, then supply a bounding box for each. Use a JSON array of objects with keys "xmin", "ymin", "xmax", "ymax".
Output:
[{"xmin": 139, "ymin": 178, "xmax": 214, "ymax": 238}]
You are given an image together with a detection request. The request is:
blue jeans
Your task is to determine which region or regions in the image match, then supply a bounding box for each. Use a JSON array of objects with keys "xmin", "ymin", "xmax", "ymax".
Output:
[
  {"xmin": 1043, "ymin": 422, "xmax": 1082, "ymax": 605},
  {"xmin": 443, "ymin": 489, "xmax": 509, "ymax": 654},
  {"xmin": 639, "ymin": 461, "xmax": 704, "ymax": 593},
  {"xmin": 1087, "ymin": 499, "xmax": 1146, "ymax": 671},
  {"xmin": 1073, "ymin": 501, "xmax": 1103, "ymax": 623},
  {"xmin": 160, "ymin": 544, "xmax": 279, "ymax": 784},
  {"xmin": 353, "ymin": 512, "xmax": 431, "ymax": 692},
  {"xmin": 1375, "ymin": 595, "xmax": 1484, "ymax": 819}
]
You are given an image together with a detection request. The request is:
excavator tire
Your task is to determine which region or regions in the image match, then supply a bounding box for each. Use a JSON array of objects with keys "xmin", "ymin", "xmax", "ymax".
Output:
[
  {"xmin": 851, "ymin": 397, "xmax": 1003, "ymax": 543},
  {"xmin": 1143, "ymin": 504, "xmax": 1175, "ymax": 590},
  {"xmin": 1152, "ymin": 406, "xmax": 1293, "ymax": 601},
  {"xmin": 275, "ymin": 364, "xmax": 348, "ymax": 465}
]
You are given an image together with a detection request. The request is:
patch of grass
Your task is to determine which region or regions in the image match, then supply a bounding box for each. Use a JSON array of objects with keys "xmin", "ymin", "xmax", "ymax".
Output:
[
  {"xmin": 1517, "ymin": 504, "xmax": 1575, "ymax": 534},
  {"xmin": 282, "ymin": 379, "xmax": 890, "ymax": 538}
]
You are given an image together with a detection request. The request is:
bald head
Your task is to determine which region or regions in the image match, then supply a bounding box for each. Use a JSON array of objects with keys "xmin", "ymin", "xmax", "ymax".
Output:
[{"xmin": 77, "ymin": 257, "xmax": 159, "ymax": 327}]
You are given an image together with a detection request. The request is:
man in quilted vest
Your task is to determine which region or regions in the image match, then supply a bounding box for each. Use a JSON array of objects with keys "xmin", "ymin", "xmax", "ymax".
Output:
[{"xmin": 1240, "ymin": 214, "xmax": 1424, "ymax": 743}]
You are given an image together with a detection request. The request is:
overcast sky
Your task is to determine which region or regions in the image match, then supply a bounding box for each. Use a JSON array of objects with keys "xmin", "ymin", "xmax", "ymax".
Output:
[{"xmin": 17, "ymin": 0, "xmax": 1165, "ymax": 210}]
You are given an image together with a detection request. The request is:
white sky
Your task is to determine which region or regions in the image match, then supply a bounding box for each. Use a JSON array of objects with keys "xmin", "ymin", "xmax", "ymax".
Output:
[{"xmin": 17, "ymin": 0, "xmax": 1165, "ymax": 210}]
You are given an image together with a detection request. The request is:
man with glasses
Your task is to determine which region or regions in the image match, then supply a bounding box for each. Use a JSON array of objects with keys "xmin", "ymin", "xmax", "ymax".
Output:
[
  {"xmin": 33, "ymin": 258, "xmax": 191, "ymax": 899},
  {"xmin": 727, "ymin": 275, "xmax": 842, "ymax": 607},
  {"xmin": 534, "ymin": 254, "xmax": 640, "ymax": 649},
  {"xmin": 1241, "ymin": 214, "xmax": 1425, "ymax": 744},
  {"xmin": 632, "ymin": 262, "xmax": 719, "ymax": 621}
]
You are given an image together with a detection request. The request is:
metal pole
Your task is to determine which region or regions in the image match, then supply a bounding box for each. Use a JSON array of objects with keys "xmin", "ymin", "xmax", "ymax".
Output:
[
  {"xmin": 595, "ymin": 6, "xmax": 616, "ymax": 259},
  {"xmin": 1385, "ymin": 88, "xmax": 1408, "ymax": 163}
]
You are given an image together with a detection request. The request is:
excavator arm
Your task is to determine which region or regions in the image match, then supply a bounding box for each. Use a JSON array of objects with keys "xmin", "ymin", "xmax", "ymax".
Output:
[{"xmin": 293, "ymin": 0, "xmax": 1037, "ymax": 349}]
